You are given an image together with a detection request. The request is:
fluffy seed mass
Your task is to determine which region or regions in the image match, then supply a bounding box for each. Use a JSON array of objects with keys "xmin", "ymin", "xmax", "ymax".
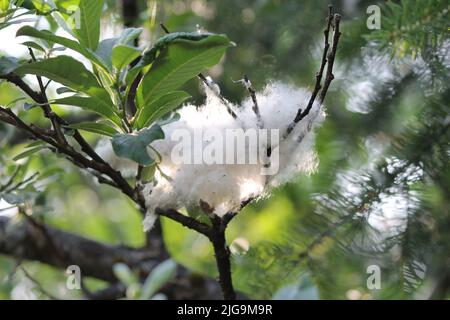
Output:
[{"xmin": 96, "ymin": 82, "xmax": 326, "ymax": 230}]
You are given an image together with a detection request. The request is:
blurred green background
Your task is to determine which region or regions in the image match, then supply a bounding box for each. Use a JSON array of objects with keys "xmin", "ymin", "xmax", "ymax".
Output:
[{"xmin": 0, "ymin": 0, "xmax": 449, "ymax": 299}]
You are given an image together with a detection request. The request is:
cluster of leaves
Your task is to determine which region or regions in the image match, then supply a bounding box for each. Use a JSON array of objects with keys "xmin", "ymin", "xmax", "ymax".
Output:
[
  {"xmin": 1, "ymin": 0, "xmax": 232, "ymax": 172},
  {"xmin": 0, "ymin": 0, "xmax": 81, "ymax": 31},
  {"xmin": 365, "ymin": 0, "xmax": 449, "ymax": 59},
  {"xmin": 0, "ymin": 153, "xmax": 61, "ymax": 214},
  {"xmin": 113, "ymin": 259, "xmax": 177, "ymax": 300}
]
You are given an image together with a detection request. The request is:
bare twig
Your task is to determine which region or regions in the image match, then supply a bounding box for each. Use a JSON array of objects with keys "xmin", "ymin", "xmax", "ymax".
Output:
[
  {"xmin": 0, "ymin": 72, "xmax": 110, "ymax": 165},
  {"xmin": 20, "ymin": 267, "xmax": 60, "ymax": 300},
  {"xmin": 28, "ymin": 47, "xmax": 67, "ymax": 145},
  {"xmin": 159, "ymin": 22, "xmax": 170, "ymax": 34},
  {"xmin": 234, "ymin": 75, "xmax": 263, "ymax": 128},
  {"xmin": 0, "ymin": 215, "xmax": 224, "ymax": 299},
  {"xmin": 2, "ymin": 172, "xmax": 39, "ymax": 194},
  {"xmin": 0, "ymin": 106, "xmax": 140, "ymax": 208},
  {"xmin": 284, "ymin": 6, "xmax": 340, "ymax": 138},
  {"xmin": 319, "ymin": 13, "xmax": 341, "ymax": 104},
  {"xmin": 155, "ymin": 208, "xmax": 212, "ymax": 238},
  {"xmin": 0, "ymin": 166, "xmax": 21, "ymax": 193},
  {"xmin": 222, "ymin": 197, "xmax": 255, "ymax": 227}
]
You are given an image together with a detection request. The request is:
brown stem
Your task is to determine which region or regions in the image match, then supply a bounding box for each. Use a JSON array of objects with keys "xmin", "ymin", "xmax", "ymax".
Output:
[
  {"xmin": 241, "ymin": 75, "xmax": 263, "ymax": 128},
  {"xmin": 319, "ymin": 13, "xmax": 342, "ymax": 104},
  {"xmin": 156, "ymin": 204, "xmax": 247, "ymax": 300},
  {"xmin": 0, "ymin": 106, "xmax": 139, "ymax": 208},
  {"xmin": 28, "ymin": 47, "xmax": 67, "ymax": 145},
  {"xmin": 210, "ymin": 216, "xmax": 236, "ymax": 300},
  {"xmin": 284, "ymin": 5, "xmax": 340, "ymax": 138},
  {"xmin": 155, "ymin": 208, "xmax": 212, "ymax": 238},
  {"xmin": 0, "ymin": 73, "xmax": 112, "ymax": 165},
  {"xmin": 0, "ymin": 216, "xmax": 224, "ymax": 299}
]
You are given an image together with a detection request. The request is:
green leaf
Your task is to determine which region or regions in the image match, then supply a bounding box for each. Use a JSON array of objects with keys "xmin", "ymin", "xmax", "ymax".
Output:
[
  {"xmin": 134, "ymin": 91, "xmax": 190, "ymax": 129},
  {"xmin": 113, "ymin": 263, "xmax": 138, "ymax": 287},
  {"xmin": 54, "ymin": 96, "xmax": 121, "ymax": 126},
  {"xmin": 21, "ymin": 41, "xmax": 46, "ymax": 52},
  {"xmin": 31, "ymin": 0, "xmax": 51, "ymax": 13},
  {"xmin": 14, "ymin": 55, "xmax": 102, "ymax": 93},
  {"xmin": 117, "ymin": 28, "xmax": 143, "ymax": 46},
  {"xmin": 0, "ymin": 0, "xmax": 9, "ymax": 11},
  {"xmin": 136, "ymin": 34, "xmax": 231, "ymax": 108},
  {"xmin": 5, "ymin": 97, "xmax": 26, "ymax": 108},
  {"xmin": 37, "ymin": 166, "xmax": 62, "ymax": 181},
  {"xmin": 112, "ymin": 45, "xmax": 141, "ymax": 71},
  {"xmin": 67, "ymin": 122, "xmax": 119, "ymax": 137},
  {"xmin": 16, "ymin": 26, "xmax": 107, "ymax": 70},
  {"xmin": 76, "ymin": 0, "xmax": 103, "ymax": 51},
  {"xmin": 14, "ymin": 55, "xmax": 116, "ymax": 122},
  {"xmin": 13, "ymin": 146, "xmax": 44, "ymax": 161},
  {"xmin": 95, "ymin": 28, "xmax": 143, "ymax": 70},
  {"xmin": 140, "ymin": 164, "xmax": 156, "ymax": 183},
  {"xmin": 140, "ymin": 259, "xmax": 177, "ymax": 300},
  {"xmin": 112, "ymin": 125, "xmax": 165, "ymax": 165},
  {"xmin": 156, "ymin": 112, "xmax": 181, "ymax": 127},
  {"xmin": 56, "ymin": 87, "xmax": 75, "ymax": 94},
  {"xmin": 0, "ymin": 56, "xmax": 20, "ymax": 75},
  {"xmin": 23, "ymin": 102, "xmax": 39, "ymax": 111},
  {"xmin": 25, "ymin": 140, "xmax": 45, "ymax": 149},
  {"xmin": 2, "ymin": 193, "xmax": 25, "ymax": 205}
]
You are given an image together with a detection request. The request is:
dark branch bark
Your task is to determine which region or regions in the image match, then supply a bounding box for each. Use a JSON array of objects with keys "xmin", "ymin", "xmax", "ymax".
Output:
[
  {"xmin": 0, "ymin": 216, "xmax": 153, "ymax": 282},
  {"xmin": 235, "ymin": 75, "xmax": 263, "ymax": 128},
  {"xmin": 121, "ymin": 0, "xmax": 139, "ymax": 28},
  {"xmin": 155, "ymin": 208, "xmax": 212, "ymax": 238},
  {"xmin": 284, "ymin": 6, "xmax": 341, "ymax": 138},
  {"xmin": 319, "ymin": 13, "xmax": 341, "ymax": 104},
  {"xmin": 0, "ymin": 104, "xmax": 141, "ymax": 209},
  {"xmin": 0, "ymin": 216, "xmax": 223, "ymax": 299},
  {"xmin": 0, "ymin": 73, "xmax": 108, "ymax": 165},
  {"xmin": 210, "ymin": 216, "xmax": 236, "ymax": 300},
  {"xmin": 28, "ymin": 47, "xmax": 67, "ymax": 145}
]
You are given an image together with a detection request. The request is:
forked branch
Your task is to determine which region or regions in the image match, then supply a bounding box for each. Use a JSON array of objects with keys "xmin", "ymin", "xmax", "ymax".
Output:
[{"xmin": 285, "ymin": 6, "xmax": 341, "ymax": 138}]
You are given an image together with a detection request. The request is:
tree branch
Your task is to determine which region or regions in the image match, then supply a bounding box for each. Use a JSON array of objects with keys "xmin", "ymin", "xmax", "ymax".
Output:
[
  {"xmin": 319, "ymin": 13, "xmax": 341, "ymax": 104},
  {"xmin": 0, "ymin": 105, "xmax": 141, "ymax": 209},
  {"xmin": 234, "ymin": 75, "xmax": 263, "ymax": 128},
  {"xmin": 284, "ymin": 6, "xmax": 340, "ymax": 138},
  {"xmin": 155, "ymin": 208, "xmax": 212, "ymax": 238},
  {"xmin": 28, "ymin": 47, "xmax": 67, "ymax": 145},
  {"xmin": 209, "ymin": 216, "xmax": 236, "ymax": 300},
  {"xmin": 0, "ymin": 216, "xmax": 223, "ymax": 299}
]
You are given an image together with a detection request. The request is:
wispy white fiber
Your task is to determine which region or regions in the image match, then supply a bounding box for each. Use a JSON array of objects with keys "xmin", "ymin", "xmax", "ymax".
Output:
[{"xmin": 96, "ymin": 82, "xmax": 326, "ymax": 231}]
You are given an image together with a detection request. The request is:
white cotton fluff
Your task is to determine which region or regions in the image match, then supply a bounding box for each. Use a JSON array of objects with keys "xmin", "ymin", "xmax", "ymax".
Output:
[{"xmin": 96, "ymin": 82, "xmax": 326, "ymax": 231}]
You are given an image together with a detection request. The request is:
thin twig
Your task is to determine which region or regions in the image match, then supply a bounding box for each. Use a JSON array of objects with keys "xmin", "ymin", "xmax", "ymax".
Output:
[
  {"xmin": 1, "ymin": 70, "xmax": 110, "ymax": 165},
  {"xmin": 284, "ymin": 6, "xmax": 340, "ymax": 139},
  {"xmin": 0, "ymin": 166, "xmax": 21, "ymax": 192},
  {"xmin": 0, "ymin": 106, "xmax": 140, "ymax": 208},
  {"xmin": 20, "ymin": 267, "xmax": 60, "ymax": 300},
  {"xmin": 3, "ymin": 172, "xmax": 39, "ymax": 194},
  {"xmin": 222, "ymin": 197, "xmax": 255, "ymax": 227},
  {"xmin": 319, "ymin": 13, "xmax": 341, "ymax": 104},
  {"xmin": 28, "ymin": 47, "xmax": 67, "ymax": 145},
  {"xmin": 234, "ymin": 75, "xmax": 263, "ymax": 128},
  {"xmin": 155, "ymin": 208, "xmax": 212, "ymax": 238}
]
